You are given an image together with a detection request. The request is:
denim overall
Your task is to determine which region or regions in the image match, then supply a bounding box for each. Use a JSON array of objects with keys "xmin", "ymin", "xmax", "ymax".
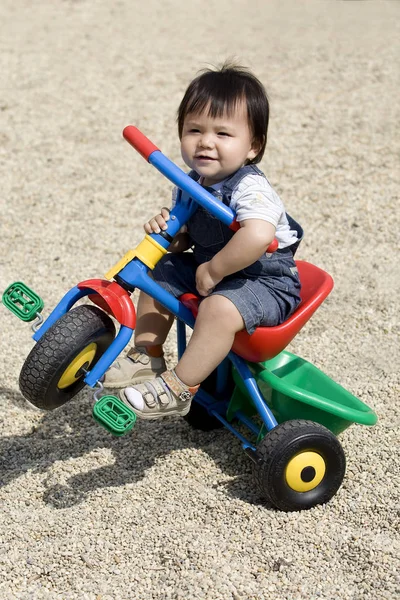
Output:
[{"xmin": 153, "ymin": 165, "xmax": 302, "ymax": 334}]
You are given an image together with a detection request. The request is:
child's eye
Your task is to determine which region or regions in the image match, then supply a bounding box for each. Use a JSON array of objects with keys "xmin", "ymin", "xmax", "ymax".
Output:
[
  {"xmin": 189, "ymin": 128, "xmax": 200, "ymax": 133},
  {"xmin": 218, "ymin": 132, "xmax": 231, "ymax": 137}
]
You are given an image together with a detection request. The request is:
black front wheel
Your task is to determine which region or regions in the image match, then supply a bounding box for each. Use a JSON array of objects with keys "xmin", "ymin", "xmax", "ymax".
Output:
[
  {"xmin": 253, "ymin": 420, "xmax": 346, "ymax": 511},
  {"xmin": 19, "ymin": 305, "xmax": 115, "ymax": 410}
]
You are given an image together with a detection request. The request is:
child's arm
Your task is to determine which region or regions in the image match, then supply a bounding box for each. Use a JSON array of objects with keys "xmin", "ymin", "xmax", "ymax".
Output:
[{"xmin": 195, "ymin": 219, "xmax": 275, "ymax": 296}]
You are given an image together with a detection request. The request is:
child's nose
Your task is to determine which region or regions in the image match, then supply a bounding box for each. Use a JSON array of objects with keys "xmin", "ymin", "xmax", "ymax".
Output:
[{"xmin": 199, "ymin": 133, "xmax": 215, "ymax": 149}]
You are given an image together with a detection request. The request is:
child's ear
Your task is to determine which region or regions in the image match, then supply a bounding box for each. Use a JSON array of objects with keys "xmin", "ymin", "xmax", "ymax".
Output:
[
  {"xmin": 247, "ymin": 147, "xmax": 258, "ymax": 161},
  {"xmin": 247, "ymin": 138, "xmax": 262, "ymax": 161}
]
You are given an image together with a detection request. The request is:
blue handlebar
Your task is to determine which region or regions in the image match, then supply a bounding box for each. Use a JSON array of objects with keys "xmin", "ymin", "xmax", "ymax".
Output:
[
  {"xmin": 123, "ymin": 125, "xmax": 236, "ymax": 226},
  {"xmin": 148, "ymin": 151, "xmax": 236, "ymax": 227}
]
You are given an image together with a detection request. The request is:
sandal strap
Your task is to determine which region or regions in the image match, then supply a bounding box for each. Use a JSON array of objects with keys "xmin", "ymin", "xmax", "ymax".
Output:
[
  {"xmin": 132, "ymin": 382, "xmax": 157, "ymax": 408},
  {"xmin": 132, "ymin": 380, "xmax": 171, "ymax": 408},
  {"xmin": 161, "ymin": 370, "xmax": 199, "ymax": 403},
  {"xmin": 127, "ymin": 347, "xmax": 150, "ymax": 365},
  {"xmin": 146, "ymin": 379, "xmax": 171, "ymax": 407}
]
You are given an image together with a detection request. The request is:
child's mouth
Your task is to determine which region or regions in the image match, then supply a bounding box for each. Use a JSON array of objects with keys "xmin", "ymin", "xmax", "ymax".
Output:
[{"xmin": 195, "ymin": 155, "xmax": 216, "ymax": 162}]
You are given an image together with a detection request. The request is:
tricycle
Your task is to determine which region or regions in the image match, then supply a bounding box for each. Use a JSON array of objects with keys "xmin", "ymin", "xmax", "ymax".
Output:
[{"xmin": 2, "ymin": 126, "xmax": 377, "ymax": 511}]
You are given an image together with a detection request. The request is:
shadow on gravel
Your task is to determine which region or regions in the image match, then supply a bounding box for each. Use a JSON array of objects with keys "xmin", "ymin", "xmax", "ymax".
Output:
[{"xmin": 0, "ymin": 387, "xmax": 266, "ymax": 508}]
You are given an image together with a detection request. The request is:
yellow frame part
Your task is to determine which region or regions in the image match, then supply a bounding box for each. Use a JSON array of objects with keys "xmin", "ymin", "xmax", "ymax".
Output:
[{"xmin": 105, "ymin": 235, "xmax": 167, "ymax": 280}]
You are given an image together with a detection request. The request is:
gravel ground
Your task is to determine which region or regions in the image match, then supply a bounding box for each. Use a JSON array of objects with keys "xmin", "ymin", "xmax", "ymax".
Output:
[{"xmin": 1, "ymin": 1, "xmax": 399, "ymax": 599}]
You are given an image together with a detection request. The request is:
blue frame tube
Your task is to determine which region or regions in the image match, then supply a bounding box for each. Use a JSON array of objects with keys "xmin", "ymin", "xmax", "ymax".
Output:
[
  {"xmin": 229, "ymin": 352, "xmax": 278, "ymax": 431},
  {"xmin": 118, "ymin": 262, "xmax": 196, "ymax": 327},
  {"xmin": 206, "ymin": 410, "xmax": 256, "ymax": 451},
  {"xmin": 84, "ymin": 325, "xmax": 133, "ymax": 388},
  {"xmin": 216, "ymin": 358, "xmax": 230, "ymax": 395},
  {"xmin": 177, "ymin": 319, "xmax": 187, "ymax": 359},
  {"xmin": 146, "ymin": 196, "xmax": 198, "ymax": 248},
  {"xmin": 33, "ymin": 286, "xmax": 89, "ymax": 342},
  {"xmin": 149, "ymin": 152, "xmax": 235, "ymax": 226}
]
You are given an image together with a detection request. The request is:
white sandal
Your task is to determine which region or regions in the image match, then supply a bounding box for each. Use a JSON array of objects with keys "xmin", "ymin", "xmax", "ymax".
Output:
[
  {"xmin": 103, "ymin": 347, "xmax": 166, "ymax": 388},
  {"xmin": 120, "ymin": 370, "xmax": 199, "ymax": 420}
]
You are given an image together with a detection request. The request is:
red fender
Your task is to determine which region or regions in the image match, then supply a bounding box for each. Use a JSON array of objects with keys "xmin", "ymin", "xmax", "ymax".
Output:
[{"xmin": 77, "ymin": 279, "xmax": 136, "ymax": 329}]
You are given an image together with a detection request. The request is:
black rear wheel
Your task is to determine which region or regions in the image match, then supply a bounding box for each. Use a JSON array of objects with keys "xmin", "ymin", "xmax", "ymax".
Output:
[
  {"xmin": 19, "ymin": 305, "xmax": 115, "ymax": 410},
  {"xmin": 253, "ymin": 420, "xmax": 346, "ymax": 511}
]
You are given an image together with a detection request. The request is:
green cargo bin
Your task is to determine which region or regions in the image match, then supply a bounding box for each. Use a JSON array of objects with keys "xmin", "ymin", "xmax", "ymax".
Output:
[{"xmin": 229, "ymin": 350, "xmax": 378, "ymax": 436}]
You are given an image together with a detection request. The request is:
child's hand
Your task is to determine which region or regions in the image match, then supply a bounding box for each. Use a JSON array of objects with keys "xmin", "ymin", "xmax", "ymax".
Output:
[
  {"xmin": 195, "ymin": 262, "xmax": 222, "ymax": 297},
  {"xmin": 144, "ymin": 207, "xmax": 170, "ymax": 234}
]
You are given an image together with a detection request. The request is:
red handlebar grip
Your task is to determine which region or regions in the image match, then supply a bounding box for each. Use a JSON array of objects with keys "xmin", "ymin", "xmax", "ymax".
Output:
[
  {"xmin": 229, "ymin": 220, "xmax": 240, "ymax": 232},
  {"xmin": 123, "ymin": 126, "xmax": 160, "ymax": 161},
  {"xmin": 266, "ymin": 238, "xmax": 279, "ymax": 253}
]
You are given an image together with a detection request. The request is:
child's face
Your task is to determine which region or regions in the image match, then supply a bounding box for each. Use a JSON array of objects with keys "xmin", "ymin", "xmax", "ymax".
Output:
[{"xmin": 180, "ymin": 101, "xmax": 259, "ymax": 186}]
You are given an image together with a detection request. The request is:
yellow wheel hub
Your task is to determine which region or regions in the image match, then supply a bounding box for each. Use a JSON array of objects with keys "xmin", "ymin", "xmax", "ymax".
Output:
[
  {"xmin": 57, "ymin": 343, "xmax": 97, "ymax": 389},
  {"xmin": 285, "ymin": 451, "xmax": 326, "ymax": 492}
]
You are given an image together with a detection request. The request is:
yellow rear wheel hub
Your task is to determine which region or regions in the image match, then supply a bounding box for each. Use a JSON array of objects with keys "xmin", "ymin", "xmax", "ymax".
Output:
[
  {"xmin": 285, "ymin": 451, "xmax": 326, "ymax": 492},
  {"xmin": 57, "ymin": 343, "xmax": 97, "ymax": 389}
]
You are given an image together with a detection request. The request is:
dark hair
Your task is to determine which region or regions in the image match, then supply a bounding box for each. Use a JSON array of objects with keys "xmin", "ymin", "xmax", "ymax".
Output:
[{"xmin": 177, "ymin": 62, "xmax": 269, "ymax": 164}]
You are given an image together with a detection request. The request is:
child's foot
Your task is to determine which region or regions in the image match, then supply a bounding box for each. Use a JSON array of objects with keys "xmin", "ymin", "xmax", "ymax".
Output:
[
  {"xmin": 103, "ymin": 347, "xmax": 167, "ymax": 388},
  {"xmin": 120, "ymin": 370, "xmax": 200, "ymax": 419}
]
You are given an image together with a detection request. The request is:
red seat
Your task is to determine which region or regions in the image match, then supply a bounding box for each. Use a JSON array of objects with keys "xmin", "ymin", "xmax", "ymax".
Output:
[{"xmin": 180, "ymin": 260, "xmax": 334, "ymax": 363}]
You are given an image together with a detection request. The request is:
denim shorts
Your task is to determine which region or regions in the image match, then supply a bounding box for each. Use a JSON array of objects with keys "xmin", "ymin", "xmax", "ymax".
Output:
[{"xmin": 152, "ymin": 251, "xmax": 301, "ymax": 335}]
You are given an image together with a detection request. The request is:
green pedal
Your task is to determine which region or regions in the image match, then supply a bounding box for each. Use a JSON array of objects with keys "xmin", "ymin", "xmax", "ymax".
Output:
[
  {"xmin": 93, "ymin": 395, "xmax": 137, "ymax": 436},
  {"xmin": 2, "ymin": 281, "xmax": 44, "ymax": 322}
]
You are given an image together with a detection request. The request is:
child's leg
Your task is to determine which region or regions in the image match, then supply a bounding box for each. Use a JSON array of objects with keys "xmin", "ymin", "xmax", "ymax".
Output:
[
  {"xmin": 103, "ymin": 290, "xmax": 174, "ymax": 388},
  {"xmin": 122, "ymin": 295, "xmax": 245, "ymax": 418},
  {"xmin": 174, "ymin": 295, "xmax": 244, "ymax": 386},
  {"xmin": 134, "ymin": 290, "xmax": 175, "ymax": 349}
]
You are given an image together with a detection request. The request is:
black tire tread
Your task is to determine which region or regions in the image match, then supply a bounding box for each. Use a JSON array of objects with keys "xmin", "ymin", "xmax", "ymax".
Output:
[
  {"xmin": 254, "ymin": 419, "xmax": 346, "ymax": 511},
  {"xmin": 19, "ymin": 305, "xmax": 115, "ymax": 410}
]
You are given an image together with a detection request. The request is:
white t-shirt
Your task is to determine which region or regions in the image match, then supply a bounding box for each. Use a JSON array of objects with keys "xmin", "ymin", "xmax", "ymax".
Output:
[
  {"xmin": 172, "ymin": 173, "xmax": 298, "ymax": 248},
  {"xmin": 172, "ymin": 172, "xmax": 298, "ymax": 249}
]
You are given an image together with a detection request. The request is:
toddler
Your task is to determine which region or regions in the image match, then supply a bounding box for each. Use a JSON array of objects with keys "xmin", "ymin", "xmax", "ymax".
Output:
[{"xmin": 105, "ymin": 63, "xmax": 302, "ymax": 419}]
